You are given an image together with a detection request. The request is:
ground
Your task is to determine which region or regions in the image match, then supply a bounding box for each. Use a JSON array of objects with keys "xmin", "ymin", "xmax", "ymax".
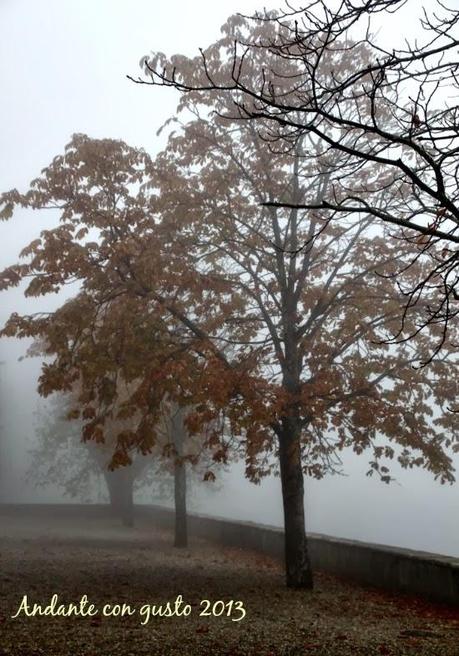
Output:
[{"xmin": 0, "ymin": 506, "xmax": 457, "ymax": 656}]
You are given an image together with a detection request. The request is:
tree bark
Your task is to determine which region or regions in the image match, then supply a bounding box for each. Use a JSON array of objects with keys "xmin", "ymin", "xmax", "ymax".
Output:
[
  {"xmin": 278, "ymin": 418, "xmax": 314, "ymax": 588},
  {"xmin": 172, "ymin": 406, "xmax": 188, "ymax": 547},
  {"xmin": 104, "ymin": 466, "xmax": 134, "ymax": 528},
  {"xmin": 174, "ymin": 456, "xmax": 187, "ymax": 547}
]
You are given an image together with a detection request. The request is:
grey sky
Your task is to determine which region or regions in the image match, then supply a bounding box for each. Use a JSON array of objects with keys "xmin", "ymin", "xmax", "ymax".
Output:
[{"xmin": 0, "ymin": 0, "xmax": 458, "ymax": 556}]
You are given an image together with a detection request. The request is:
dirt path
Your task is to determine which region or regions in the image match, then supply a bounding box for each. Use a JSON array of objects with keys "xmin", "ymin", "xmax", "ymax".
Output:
[{"xmin": 0, "ymin": 506, "xmax": 457, "ymax": 655}]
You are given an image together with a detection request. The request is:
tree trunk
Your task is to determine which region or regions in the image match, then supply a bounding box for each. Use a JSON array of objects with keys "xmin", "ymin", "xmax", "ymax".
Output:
[
  {"xmin": 104, "ymin": 466, "xmax": 134, "ymax": 528},
  {"xmin": 171, "ymin": 404, "xmax": 188, "ymax": 548},
  {"xmin": 278, "ymin": 417, "xmax": 314, "ymax": 589},
  {"xmin": 174, "ymin": 457, "xmax": 187, "ymax": 547}
]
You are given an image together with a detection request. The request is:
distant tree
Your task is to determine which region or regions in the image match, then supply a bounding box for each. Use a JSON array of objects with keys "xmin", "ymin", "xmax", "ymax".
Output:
[
  {"xmin": 31, "ymin": 392, "xmax": 165, "ymax": 526},
  {"xmin": 32, "ymin": 387, "xmax": 220, "ymax": 539},
  {"xmin": 1, "ymin": 121, "xmax": 458, "ymax": 589},
  {"xmin": 0, "ymin": 360, "xmax": 5, "ymax": 502},
  {"xmin": 132, "ymin": 1, "xmax": 459, "ymax": 355}
]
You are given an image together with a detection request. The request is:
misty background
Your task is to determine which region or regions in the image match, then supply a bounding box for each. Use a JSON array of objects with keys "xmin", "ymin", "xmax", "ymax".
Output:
[{"xmin": 0, "ymin": 0, "xmax": 458, "ymax": 557}]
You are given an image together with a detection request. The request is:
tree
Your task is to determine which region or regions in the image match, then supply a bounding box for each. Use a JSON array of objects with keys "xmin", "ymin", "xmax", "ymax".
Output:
[
  {"xmin": 0, "ymin": 360, "xmax": 5, "ymax": 502},
  {"xmin": 1, "ymin": 117, "xmax": 458, "ymax": 588},
  {"xmin": 32, "ymin": 389, "xmax": 215, "ymax": 538},
  {"xmin": 131, "ymin": 1, "xmax": 459, "ymax": 354},
  {"xmin": 28, "ymin": 284, "xmax": 225, "ymax": 540},
  {"xmin": 159, "ymin": 401, "xmax": 190, "ymax": 547},
  {"xmin": 31, "ymin": 391, "xmax": 165, "ymax": 527}
]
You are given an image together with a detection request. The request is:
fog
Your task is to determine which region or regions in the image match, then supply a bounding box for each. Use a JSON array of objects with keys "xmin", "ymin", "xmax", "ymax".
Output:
[{"xmin": 0, "ymin": 0, "xmax": 458, "ymax": 560}]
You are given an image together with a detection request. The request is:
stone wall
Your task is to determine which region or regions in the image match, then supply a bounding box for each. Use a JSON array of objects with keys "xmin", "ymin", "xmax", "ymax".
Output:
[{"xmin": 138, "ymin": 504, "xmax": 459, "ymax": 606}]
